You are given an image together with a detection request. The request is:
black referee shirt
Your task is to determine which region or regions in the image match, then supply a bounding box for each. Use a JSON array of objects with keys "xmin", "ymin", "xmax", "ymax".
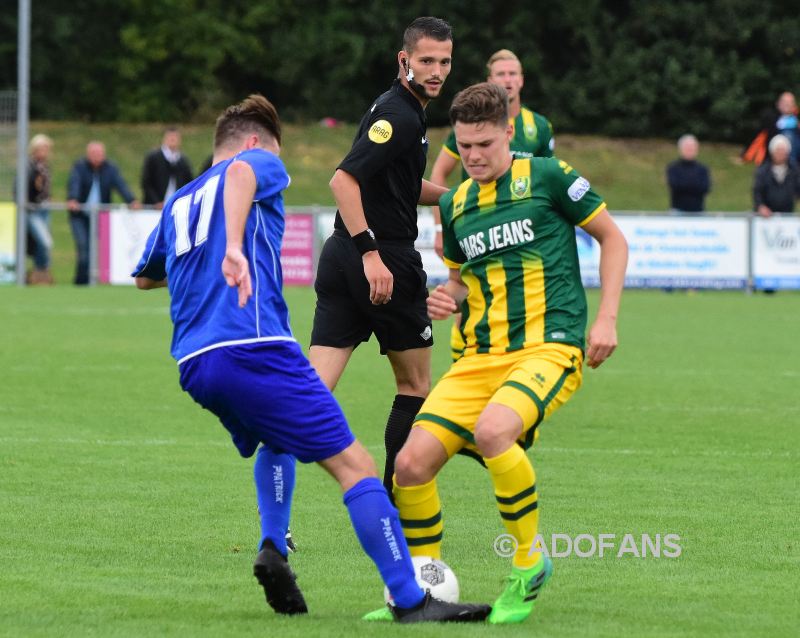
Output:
[{"xmin": 335, "ymin": 79, "xmax": 428, "ymax": 241}]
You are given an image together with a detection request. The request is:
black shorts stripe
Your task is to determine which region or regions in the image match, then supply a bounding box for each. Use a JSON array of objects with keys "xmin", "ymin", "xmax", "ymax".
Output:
[
  {"xmin": 400, "ymin": 511, "xmax": 442, "ymax": 529},
  {"xmin": 495, "ymin": 484, "xmax": 537, "ymax": 505},
  {"xmin": 498, "ymin": 500, "xmax": 538, "ymax": 521},
  {"xmin": 405, "ymin": 532, "xmax": 444, "ymax": 546}
]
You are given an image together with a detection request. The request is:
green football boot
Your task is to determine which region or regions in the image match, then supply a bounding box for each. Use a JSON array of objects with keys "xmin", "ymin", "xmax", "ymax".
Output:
[
  {"xmin": 362, "ymin": 606, "xmax": 393, "ymax": 621},
  {"xmin": 488, "ymin": 555, "xmax": 553, "ymax": 624}
]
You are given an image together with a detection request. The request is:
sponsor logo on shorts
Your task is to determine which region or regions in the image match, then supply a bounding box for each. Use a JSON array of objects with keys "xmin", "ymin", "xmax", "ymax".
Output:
[
  {"xmin": 420, "ymin": 326, "xmax": 432, "ymax": 341},
  {"xmin": 550, "ymin": 331, "xmax": 566, "ymax": 339},
  {"xmin": 567, "ymin": 177, "xmax": 591, "ymax": 202},
  {"xmin": 368, "ymin": 119, "xmax": 393, "ymax": 144},
  {"xmin": 532, "ymin": 372, "xmax": 546, "ymax": 387}
]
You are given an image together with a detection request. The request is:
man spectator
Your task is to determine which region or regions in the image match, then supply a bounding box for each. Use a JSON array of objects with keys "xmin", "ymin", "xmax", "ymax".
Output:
[
  {"xmin": 753, "ymin": 134, "xmax": 800, "ymax": 216},
  {"xmin": 67, "ymin": 141, "xmax": 140, "ymax": 285},
  {"xmin": 141, "ymin": 127, "xmax": 194, "ymax": 207},
  {"xmin": 666, "ymin": 134, "xmax": 711, "ymax": 214}
]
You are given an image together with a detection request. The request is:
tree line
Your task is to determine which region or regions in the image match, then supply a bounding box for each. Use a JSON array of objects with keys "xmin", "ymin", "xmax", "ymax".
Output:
[{"xmin": 1, "ymin": 0, "xmax": 798, "ymax": 142}]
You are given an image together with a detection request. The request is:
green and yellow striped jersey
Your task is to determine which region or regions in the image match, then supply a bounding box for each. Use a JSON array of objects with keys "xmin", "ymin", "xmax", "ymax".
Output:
[
  {"xmin": 439, "ymin": 157, "xmax": 605, "ymax": 356},
  {"xmin": 442, "ymin": 106, "xmax": 554, "ymax": 181}
]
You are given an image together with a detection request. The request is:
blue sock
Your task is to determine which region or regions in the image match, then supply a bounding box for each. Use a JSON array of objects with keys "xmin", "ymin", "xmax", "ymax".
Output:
[
  {"xmin": 254, "ymin": 446, "xmax": 296, "ymax": 557},
  {"xmin": 343, "ymin": 477, "xmax": 424, "ymax": 609}
]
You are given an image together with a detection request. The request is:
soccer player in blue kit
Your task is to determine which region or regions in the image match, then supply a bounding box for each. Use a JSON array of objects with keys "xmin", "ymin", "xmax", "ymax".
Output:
[{"xmin": 132, "ymin": 94, "xmax": 490, "ymax": 623}]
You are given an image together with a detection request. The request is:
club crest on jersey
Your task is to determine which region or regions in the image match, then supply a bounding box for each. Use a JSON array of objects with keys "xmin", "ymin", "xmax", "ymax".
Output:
[
  {"xmin": 511, "ymin": 175, "xmax": 530, "ymax": 199},
  {"xmin": 368, "ymin": 120, "xmax": 393, "ymax": 144},
  {"xmin": 524, "ymin": 124, "xmax": 536, "ymax": 138}
]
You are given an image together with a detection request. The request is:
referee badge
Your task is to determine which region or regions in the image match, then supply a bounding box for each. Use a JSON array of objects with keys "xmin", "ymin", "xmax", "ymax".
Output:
[
  {"xmin": 511, "ymin": 175, "xmax": 530, "ymax": 199},
  {"xmin": 368, "ymin": 120, "xmax": 393, "ymax": 144}
]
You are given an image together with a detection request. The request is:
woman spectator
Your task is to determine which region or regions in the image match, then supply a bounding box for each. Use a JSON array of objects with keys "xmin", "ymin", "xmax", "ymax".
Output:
[{"xmin": 26, "ymin": 134, "xmax": 55, "ymax": 285}]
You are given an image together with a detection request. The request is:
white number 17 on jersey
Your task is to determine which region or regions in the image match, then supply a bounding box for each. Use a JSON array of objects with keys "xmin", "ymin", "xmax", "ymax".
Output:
[{"xmin": 171, "ymin": 174, "xmax": 221, "ymax": 256}]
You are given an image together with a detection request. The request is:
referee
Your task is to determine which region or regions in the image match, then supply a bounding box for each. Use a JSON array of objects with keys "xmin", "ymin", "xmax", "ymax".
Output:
[{"xmin": 310, "ymin": 16, "xmax": 454, "ymax": 498}]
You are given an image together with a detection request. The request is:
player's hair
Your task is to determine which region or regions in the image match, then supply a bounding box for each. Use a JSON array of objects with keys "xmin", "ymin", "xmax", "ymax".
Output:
[
  {"xmin": 402, "ymin": 16, "xmax": 452, "ymax": 52},
  {"xmin": 449, "ymin": 82, "xmax": 509, "ymax": 128},
  {"xmin": 677, "ymin": 134, "xmax": 698, "ymax": 149},
  {"xmin": 28, "ymin": 133, "xmax": 53, "ymax": 154},
  {"xmin": 486, "ymin": 49, "xmax": 521, "ymax": 72},
  {"xmin": 214, "ymin": 94, "xmax": 281, "ymax": 150}
]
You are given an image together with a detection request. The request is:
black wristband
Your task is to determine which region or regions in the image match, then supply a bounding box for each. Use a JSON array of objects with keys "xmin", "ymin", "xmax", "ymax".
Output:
[{"xmin": 352, "ymin": 228, "xmax": 379, "ymax": 255}]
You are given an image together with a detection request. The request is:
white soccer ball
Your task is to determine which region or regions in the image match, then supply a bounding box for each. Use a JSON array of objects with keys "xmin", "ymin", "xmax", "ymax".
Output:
[{"xmin": 384, "ymin": 556, "xmax": 460, "ymax": 605}]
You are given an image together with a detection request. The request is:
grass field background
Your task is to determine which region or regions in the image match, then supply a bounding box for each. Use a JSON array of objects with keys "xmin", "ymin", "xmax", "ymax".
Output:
[{"xmin": 1, "ymin": 285, "xmax": 798, "ymax": 637}]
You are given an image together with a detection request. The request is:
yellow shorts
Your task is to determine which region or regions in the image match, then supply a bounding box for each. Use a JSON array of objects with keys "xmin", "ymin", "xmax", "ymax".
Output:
[{"xmin": 414, "ymin": 343, "xmax": 583, "ymax": 460}]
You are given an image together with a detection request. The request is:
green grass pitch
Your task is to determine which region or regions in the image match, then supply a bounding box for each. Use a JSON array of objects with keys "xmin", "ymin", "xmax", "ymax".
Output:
[{"xmin": 1, "ymin": 285, "xmax": 798, "ymax": 637}]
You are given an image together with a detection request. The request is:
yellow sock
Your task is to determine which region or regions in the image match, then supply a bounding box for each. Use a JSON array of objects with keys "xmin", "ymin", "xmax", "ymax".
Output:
[
  {"xmin": 393, "ymin": 478, "xmax": 443, "ymax": 559},
  {"xmin": 485, "ymin": 445, "xmax": 540, "ymax": 569}
]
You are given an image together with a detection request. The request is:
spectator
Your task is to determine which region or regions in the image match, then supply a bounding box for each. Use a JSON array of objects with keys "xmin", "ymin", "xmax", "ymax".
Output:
[
  {"xmin": 25, "ymin": 134, "xmax": 55, "ymax": 285},
  {"xmin": 666, "ymin": 134, "xmax": 711, "ymax": 214},
  {"xmin": 67, "ymin": 141, "xmax": 140, "ymax": 285},
  {"xmin": 141, "ymin": 127, "xmax": 194, "ymax": 207},
  {"xmin": 770, "ymin": 92, "xmax": 800, "ymax": 164},
  {"xmin": 753, "ymin": 134, "xmax": 800, "ymax": 217},
  {"xmin": 743, "ymin": 91, "xmax": 800, "ymax": 165}
]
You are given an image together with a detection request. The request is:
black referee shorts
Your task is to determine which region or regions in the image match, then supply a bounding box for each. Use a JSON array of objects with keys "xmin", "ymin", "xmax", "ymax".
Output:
[{"xmin": 311, "ymin": 230, "xmax": 433, "ymax": 354}]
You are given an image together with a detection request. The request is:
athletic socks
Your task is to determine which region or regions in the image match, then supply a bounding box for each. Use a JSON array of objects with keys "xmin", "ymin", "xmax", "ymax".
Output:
[
  {"xmin": 343, "ymin": 477, "xmax": 424, "ymax": 609},
  {"xmin": 382, "ymin": 394, "xmax": 426, "ymax": 499},
  {"xmin": 485, "ymin": 445, "xmax": 541, "ymax": 569},
  {"xmin": 254, "ymin": 446, "xmax": 296, "ymax": 557},
  {"xmin": 393, "ymin": 478, "xmax": 443, "ymax": 559}
]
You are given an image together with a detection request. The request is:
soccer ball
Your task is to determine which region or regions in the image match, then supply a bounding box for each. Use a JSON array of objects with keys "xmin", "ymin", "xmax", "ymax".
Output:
[{"xmin": 384, "ymin": 556, "xmax": 460, "ymax": 605}]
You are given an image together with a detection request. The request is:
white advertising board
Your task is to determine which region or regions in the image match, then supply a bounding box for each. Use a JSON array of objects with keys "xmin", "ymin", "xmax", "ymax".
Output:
[
  {"xmin": 751, "ymin": 216, "xmax": 800, "ymax": 290},
  {"xmin": 579, "ymin": 216, "xmax": 749, "ymax": 289}
]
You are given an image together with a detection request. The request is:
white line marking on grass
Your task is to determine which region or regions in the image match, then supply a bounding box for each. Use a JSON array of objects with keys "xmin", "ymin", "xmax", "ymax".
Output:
[
  {"xmin": 4, "ymin": 306, "xmax": 169, "ymax": 317},
  {"xmin": 588, "ymin": 403, "xmax": 799, "ymax": 415},
  {"xmin": 0, "ymin": 436, "xmax": 229, "ymax": 448},
  {"xmin": 1, "ymin": 440, "xmax": 792, "ymax": 460},
  {"xmin": 541, "ymin": 446, "xmax": 794, "ymax": 459}
]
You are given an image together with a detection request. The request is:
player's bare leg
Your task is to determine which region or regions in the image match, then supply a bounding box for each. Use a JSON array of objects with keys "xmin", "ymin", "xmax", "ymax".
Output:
[{"xmin": 308, "ymin": 345, "xmax": 355, "ymax": 391}]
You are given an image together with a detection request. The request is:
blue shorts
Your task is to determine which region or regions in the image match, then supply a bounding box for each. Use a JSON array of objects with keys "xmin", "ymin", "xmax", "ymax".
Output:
[{"xmin": 178, "ymin": 340, "xmax": 355, "ymax": 463}]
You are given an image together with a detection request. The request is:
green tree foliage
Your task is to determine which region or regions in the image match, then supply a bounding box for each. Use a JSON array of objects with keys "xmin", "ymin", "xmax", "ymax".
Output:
[{"xmin": 2, "ymin": 0, "xmax": 798, "ymax": 141}]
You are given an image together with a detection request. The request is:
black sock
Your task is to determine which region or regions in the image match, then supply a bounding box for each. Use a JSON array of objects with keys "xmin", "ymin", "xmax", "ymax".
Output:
[{"xmin": 382, "ymin": 394, "xmax": 426, "ymax": 502}]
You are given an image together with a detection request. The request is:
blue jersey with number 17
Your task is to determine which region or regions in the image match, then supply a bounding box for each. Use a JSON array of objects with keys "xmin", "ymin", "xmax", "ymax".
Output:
[{"xmin": 132, "ymin": 148, "xmax": 294, "ymax": 364}]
